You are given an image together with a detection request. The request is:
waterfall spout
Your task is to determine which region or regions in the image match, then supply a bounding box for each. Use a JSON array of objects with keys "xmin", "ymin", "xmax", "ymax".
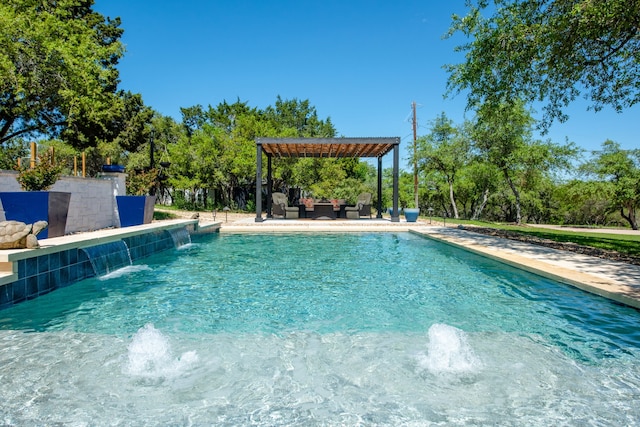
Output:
[
  {"xmin": 168, "ymin": 227, "xmax": 192, "ymax": 248},
  {"xmin": 80, "ymin": 240, "xmax": 132, "ymax": 277}
]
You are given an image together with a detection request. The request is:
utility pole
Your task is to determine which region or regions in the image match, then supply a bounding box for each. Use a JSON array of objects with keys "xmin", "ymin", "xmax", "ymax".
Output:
[{"xmin": 412, "ymin": 101, "xmax": 418, "ymax": 208}]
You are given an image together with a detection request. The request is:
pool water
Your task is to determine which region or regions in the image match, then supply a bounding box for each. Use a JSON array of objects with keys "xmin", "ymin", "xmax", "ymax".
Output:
[{"xmin": 1, "ymin": 232, "xmax": 639, "ymax": 425}]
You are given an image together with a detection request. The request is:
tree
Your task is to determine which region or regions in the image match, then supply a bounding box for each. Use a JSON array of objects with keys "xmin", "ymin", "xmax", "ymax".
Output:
[
  {"xmin": 583, "ymin": 140, "xmax": 640, "ymax": 229},
  {"xmin": 0, "ymin": 138, "xmax": 27, "ymax": 170},
  {"xmin": 553, "ymin": 179, "xmax": 615, "ymax": 226},
  {"xmin": 473, "ymin": 100, "xmax": 578, "ymax": 224},
  {"xmin": 446, "ymin": 0, "xmax": 640, "ymax": 129},
  {"xmin": 416, "ymin": 113, "xmax": 470, "ymax": 219},
  {"xmin": 264, "ymin": 96, "xmax": 336, "ymax": 138},
  {"xmin": 458, "ymin": 159, "xmax": 501, "ymax": 220},
  {"xmin": 111, "ymin": 91, "xmax": 155, "ymax": 153},
  {"xmin": 0, "ymin": 0, "xmax": 125, "ymax": 148}
]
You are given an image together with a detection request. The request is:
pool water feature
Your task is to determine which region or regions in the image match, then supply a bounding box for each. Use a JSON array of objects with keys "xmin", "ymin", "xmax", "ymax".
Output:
[
  {"xmin": 1, "ymin": 232, "xmax": 639, "ymax": 425},
  {"xmin": 79, "ymin": 240, "xmax": 132, "ymax": 276},
  {"xmin": 167, "ymin": 226, "xmax": 192, "ymax": 248}
]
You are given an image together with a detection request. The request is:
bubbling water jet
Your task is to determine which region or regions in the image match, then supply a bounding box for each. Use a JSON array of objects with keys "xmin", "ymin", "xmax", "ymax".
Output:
[
  {"xmin": 124, "ymin": 323, "xmax": 198, "ymax": 379},
  {"xmin": 419, "ymin": 323, "xmax": 482, "ymax": 374}
]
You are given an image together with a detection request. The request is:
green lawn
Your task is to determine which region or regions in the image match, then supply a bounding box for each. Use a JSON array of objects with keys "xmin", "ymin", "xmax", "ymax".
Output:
[{"xmin": 449, "ymin": 219, "xmax": 640, "ymax": 258}]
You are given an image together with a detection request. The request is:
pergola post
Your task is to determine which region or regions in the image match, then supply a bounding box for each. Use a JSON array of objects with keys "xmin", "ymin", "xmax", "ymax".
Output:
[
  {"xmin": 376, "ymin": 156, "xmax": 383, "ymax": 219},
  {"xmin": 391, "ymin": 143, "xmax": 400, "ymax": 222},
  {"xmin": 255, "ymin": 141, "xmax": 264, "ymax": 222},
  {"xmin": 266, "ymin": 155, "xmax": 273, "ymax": 218}
]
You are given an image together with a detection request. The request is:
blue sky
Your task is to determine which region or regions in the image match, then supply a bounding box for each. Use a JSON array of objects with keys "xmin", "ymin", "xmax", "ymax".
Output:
[{"xmin": 95, "ymin": 0, "xmax": 639, "ymax": 169}]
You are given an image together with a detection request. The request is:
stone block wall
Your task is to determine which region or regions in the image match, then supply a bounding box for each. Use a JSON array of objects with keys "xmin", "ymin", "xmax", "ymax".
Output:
[{"xmin": 0, "ymin": 171, "xmax": 127, "ymax": 234}]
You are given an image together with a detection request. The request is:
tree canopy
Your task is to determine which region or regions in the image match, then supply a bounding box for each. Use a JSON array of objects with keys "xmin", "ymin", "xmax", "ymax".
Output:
[
  {"xmin": 582, "ymin": 140, "xmax": 640, "ymax": 229},
  {"xmin": 446, "ymin": 0, "xmax": 640, "ymax": 129},
  {"xmin": 416, "ymin": 112, "xmax": 470, "ymax": 218},
  {"xmin": 0, "ymin": 0, "xmax": 126, "ymax": 148}
]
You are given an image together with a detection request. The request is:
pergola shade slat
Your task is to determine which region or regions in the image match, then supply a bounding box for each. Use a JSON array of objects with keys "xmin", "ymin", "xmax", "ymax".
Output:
[{"xmin": 258, "ymin": 137, "xmax": 398, "ymax": 159}]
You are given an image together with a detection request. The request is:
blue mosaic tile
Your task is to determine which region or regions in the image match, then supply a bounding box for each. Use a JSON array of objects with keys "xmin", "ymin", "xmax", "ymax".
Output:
[
  {"xmin": 60, "ymin": 249, "xmax": 70, "ymax": 265},
  {"xmin": 69, "ymin": 248, "xmax": 78, "ymax": 264},
  {"xmin": 17, "ymin": 259, "xmax": 26, "ymax": 279},
  {"xmin": 60, "ymin": 266, "xmax": 70, "ymax": 287},
  {"xmin": 0, "ymin": 284, "xmax": 12, "ymax": 307},
  {"xmin": 26, "ymin": 276, "xmax": 38, "ymax": 299},
  {"xmin": 38, "ymin": 273, "xmax": 51, "ymax": 294},
  {"xmin": 69, "ymin": 264, "xmax": 81, "ymax": 283},
  {"xmin": 25, "ymin": 257, "xmax": 37, "ymax": 278},
  {"xmin": 49, "ymin": 251, "xmax": 61, "ymax": 270},
  {"xmin": 48, "ymin": 269, "xmax": 61, "ymax": 290},
  {"xmin": 2, "ymin": 227, "xmax": 195, "ymax": 309},
  {"xmin": 13, "ymin": 279, "xmax": 26, "ymax": 302},
  {"xmin": 37, "ymin": 254, "xmax": 49, "ymax": 275}
]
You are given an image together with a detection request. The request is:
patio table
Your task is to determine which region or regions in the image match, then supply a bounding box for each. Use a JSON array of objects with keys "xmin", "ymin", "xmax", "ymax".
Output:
[{"xmin": 312, "ymin": 203, "xmax": 336, "ymax": 220}]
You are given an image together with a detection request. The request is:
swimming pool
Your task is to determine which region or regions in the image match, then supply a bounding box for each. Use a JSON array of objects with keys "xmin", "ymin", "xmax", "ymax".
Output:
[{"xmin": 1, "ymin": 232, "xmax": 639, "ymax": 425}]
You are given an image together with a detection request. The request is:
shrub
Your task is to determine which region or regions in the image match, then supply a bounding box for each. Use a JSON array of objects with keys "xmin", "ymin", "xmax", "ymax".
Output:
[
  {"xmin": 16, "ymin": 151, "xmax": 62, "ymax": 191},
  {"xmin": 126, "ymin": 168, "xmax": 159, "ymax": 196}
]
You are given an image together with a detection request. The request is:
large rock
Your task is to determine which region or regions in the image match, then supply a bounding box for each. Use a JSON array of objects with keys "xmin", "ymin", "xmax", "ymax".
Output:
[{"xmin": 0, "ymin": 220, "xmax": 48, "ymax": 249}]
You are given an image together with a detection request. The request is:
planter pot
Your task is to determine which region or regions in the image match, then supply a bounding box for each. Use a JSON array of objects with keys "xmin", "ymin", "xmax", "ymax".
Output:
[
  {"xmin": 102, "ymin": 164, "xmax": 125, "ymax": 173},
  {"xmin": 0, "ymin": 191, "xmax": 71, "ymax": 239},
  {"xmin": 404, "ymin": 208, "xmax": 420, "ymax": 223},
  {"xmin": 116, "ymin": 195, "xmax": 156, "ymax": 227},
  {"xmin": 387, "ymin": 207, "xmax": 403, "ymax": 216}
]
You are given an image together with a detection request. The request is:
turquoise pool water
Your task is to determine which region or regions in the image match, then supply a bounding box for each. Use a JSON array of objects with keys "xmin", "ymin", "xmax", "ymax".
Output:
[{"xmin": 1, "ymin": 232, "xmax": 639, "ymax": 425}]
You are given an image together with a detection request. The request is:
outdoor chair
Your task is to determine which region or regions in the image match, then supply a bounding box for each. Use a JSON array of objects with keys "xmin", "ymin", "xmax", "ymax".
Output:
[
  {"xmin": 272, "ymin": 192, "xmax": 299, "ymax": 219},
  {"xmin": 301, "ymin": 197, "xmax": 315, "ymax": 214},
  {"xmin": 345, "ymin": 192, "xmax": 372, "ymax": 219}
]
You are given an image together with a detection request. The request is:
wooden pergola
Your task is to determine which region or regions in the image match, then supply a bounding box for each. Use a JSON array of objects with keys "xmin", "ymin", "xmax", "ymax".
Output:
[{"xmin": 255, "ymin": 137, "xmax": 401, "ymax": 222}]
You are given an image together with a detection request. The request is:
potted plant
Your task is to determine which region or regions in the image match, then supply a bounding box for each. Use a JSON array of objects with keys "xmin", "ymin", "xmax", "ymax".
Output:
[
  {"xmin": 0, "ymin": 150, "xmax": 71, "ymax": 238},
  {"xmin": 403, "ymin": 207, "xmax": 420, "ymax": 222},
  {"xmin": 116, "ymin": 168, "xmax": 158, "ymax": 227},
  {"xmin": 101, "ymin": 164, "xmax": 125, "ymax": 173}
]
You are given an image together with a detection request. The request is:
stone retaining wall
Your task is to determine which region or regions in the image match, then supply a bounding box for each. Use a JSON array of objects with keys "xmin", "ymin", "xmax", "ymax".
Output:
[{"xmin": 0, "ymin": 171, "xmax": 127, "ymax": 233}]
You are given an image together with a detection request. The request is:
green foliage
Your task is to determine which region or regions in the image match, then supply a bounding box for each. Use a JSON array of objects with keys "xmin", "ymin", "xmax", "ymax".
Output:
[
  {"xmin": 153, "ymin": 210, "xmax": 178, "ymax": 220},
  {"xmin": 0, "ymin": 139, "xmax": 27, "ymax": 170},
  {"xmin": 164, "ymin": 97, "xmax": 340, "ymax": 211},
  {"xmin": 0, "ymin": 0, "xmax": 126, "ymax": 148},
  {"xmin": 471, "ymin": 100, "xmax": 578, "ymax": 223},
  {"xmin": 446, "ymin": 0, "xmax": 640, "ymax": 129},
  {"xmin": 112, "ymin": 92, "xmax": 155, "ymax": 153},
  {"xmin": 417, "ymin": 112, "xmax": 471, "ymax": 217},
  {"xmin": 264, "ymin": 96, "xmax": 336, "ymax": 138},
  {"xmin": 126, "ymin": 168, "xmax": 158, "ymax": 196},
  {"xmin": 553, "ymin": 180, "xmax": 616, "ymax": 226},
  {"xmin": 582, "ymin": 140, "xmax": 640, "ymax": 229},
  {"xmin": 16, "ymin": 150, "xmax": 62, "ymax": 191}
]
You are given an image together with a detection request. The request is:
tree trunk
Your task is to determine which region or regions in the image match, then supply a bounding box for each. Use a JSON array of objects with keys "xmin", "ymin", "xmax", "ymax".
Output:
[
  {"xmin": 472, "ymin": 188, "xmax": 490, "ymax": 220},
  {"xmin": 621, "ymin": 205, "xmax": 638, "ymax": 230},
  {"xmin": 503, "ymin": 169, "xmax": 522, "ymax": 224},
  {"xmin": 448, "ymin": 179, "xmax": 459, "ymax": 219}
]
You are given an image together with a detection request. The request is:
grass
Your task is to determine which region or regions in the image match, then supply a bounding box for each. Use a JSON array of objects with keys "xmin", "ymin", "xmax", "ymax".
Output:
[
  {"xmin": 153, "ymin": 210, "xmax": 178, "ymax": 220},
  {"xmin": 444, "ymin": 219, "xmax": 640, "ymax": 258}
]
